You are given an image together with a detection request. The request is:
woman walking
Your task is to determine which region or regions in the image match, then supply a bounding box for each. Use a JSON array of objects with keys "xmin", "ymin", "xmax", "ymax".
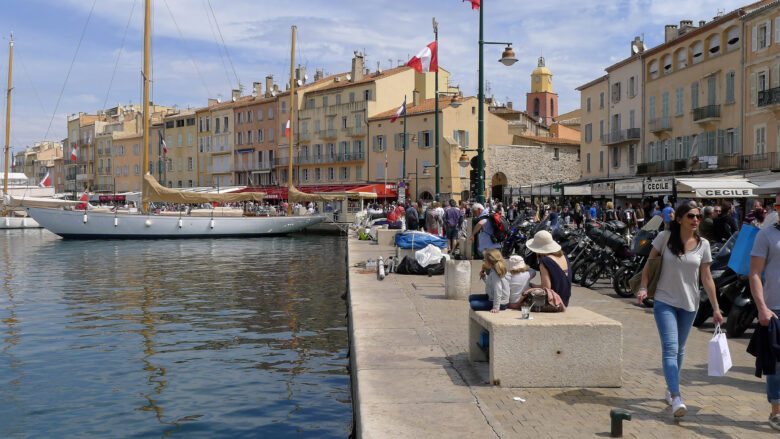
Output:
[{"xmin": 637, "ymin": 202, "xmax": 722, "ymax": 417}]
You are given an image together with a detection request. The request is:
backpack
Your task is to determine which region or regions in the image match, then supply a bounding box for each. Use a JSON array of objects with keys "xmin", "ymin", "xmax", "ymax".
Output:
[{"xmin": 487, "ymin": 212, "xmax": 511, "ymax": 243}]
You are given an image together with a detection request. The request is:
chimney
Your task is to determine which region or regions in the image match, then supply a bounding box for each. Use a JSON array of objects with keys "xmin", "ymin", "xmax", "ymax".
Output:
[
  {"xmin": 507, "ymin": 101, "xmax": 513, "ymax": 110},
  {"xmin": 208, "ymin": 98, "xmax": 218, "ymax": 106},
  {"xmin": 265, "ymin": 75, "xmax": 274, "ymax": 97},
  {"xmin": 253, "ymin": 81, "xmax": 262, "ymax": 96},
  {"xmin": 699, "ymin": 20, "xmax": 707, "ymax": 27},
  {"xmin": 680, "ymin": 19, "xmax": 693, "ymax": 28},
  {"xmin": 314, "ymin": 69, "xmax": 323, "ymax": 82},
  {"xmin": 351, "ymin": 51, "xmax": 364, "ymax": 82},
  {"xmin": 664, "ymin": 24, "xmax": 678, "ymax": 43},
  {"xmin": 295, "ymin": 65, "xmax": 306, "ymax": 84},
  {"xmin": 412, "ymin": 90, "xmax": 420, "ymax": 107},
  {"xmin": 231, "ymin": 89, "xmax": 240, "ymax": 101}
]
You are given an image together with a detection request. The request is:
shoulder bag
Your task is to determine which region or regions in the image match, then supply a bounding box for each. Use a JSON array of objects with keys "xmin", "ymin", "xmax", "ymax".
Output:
[
  {"xmin": 519, "ymin": 287, "xmax": 566, "ymax": 313},
  {"xmin": 629, "ymin": 232, "xmax": 671, "ymax": 298}
]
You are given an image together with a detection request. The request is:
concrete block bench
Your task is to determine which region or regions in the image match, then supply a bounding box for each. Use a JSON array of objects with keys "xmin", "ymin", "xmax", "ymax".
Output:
[
  {"xmin": 375, "ymin": 228, "xmax": 398, "ymax": 246},
  {"xmin": 468, "ymin": 307, "xmax": 622, "ymax": 387}
]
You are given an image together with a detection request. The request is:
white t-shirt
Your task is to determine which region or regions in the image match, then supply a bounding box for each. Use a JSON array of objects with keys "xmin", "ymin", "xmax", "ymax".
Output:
[
  {"xmin": 751, "ymin": 226, "xmax": 780, "ymax": 310},
  {"xmin": 653, "ymin": 231, "xmax": 712, "ymax": 312},
  {"xmin": 508, "ymin": 269, "xmax": 536, "ymax": 304}
]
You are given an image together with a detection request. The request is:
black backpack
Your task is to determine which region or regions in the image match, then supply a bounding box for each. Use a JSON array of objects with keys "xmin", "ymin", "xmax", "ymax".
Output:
[{"xmin": 487, "ymin": 212, "xmax": 511, "ymax": 243}]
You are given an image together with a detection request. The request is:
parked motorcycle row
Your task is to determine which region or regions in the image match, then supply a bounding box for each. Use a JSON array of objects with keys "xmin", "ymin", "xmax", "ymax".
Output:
[{"xmin": 499, "ymin": 212, "xmax": 755, "ymax": 338}]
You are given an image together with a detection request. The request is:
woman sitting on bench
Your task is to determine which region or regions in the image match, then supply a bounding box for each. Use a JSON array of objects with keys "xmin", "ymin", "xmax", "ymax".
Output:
[{"xmin": 469, "ymin": 249, "xmax": 510, "ymax": 313}]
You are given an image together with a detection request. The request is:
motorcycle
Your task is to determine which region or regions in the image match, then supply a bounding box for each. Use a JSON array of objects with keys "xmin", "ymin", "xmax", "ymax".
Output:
[
  {"xmin": 611, "ymin": 216, "xmax": 663, "ymax": 299},
  {"xmin": 724, "ymin": 275, "xmax": 756, "ymax": 338},
  {"xmin": 692, "ymin": 231, "xmax": 739, "ymax": 327}
]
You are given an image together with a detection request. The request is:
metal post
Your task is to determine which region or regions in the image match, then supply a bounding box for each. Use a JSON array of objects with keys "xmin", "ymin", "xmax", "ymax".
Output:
[
  {"xmin": 402, "ymin": 94, "xmax": 407, "ymax": 180},
  {"xmin": 415, "ymin": 158, "xmax": 419, "ymax": 200},
  {"xmin": 141, "ymin": 0, "xmax": 150, "ymax": 212},
  {"xmin": 477, "ymin": 2, "xmax": 485, "ymax": 204},
  {"xmin": 433, "ymin": 18, "xmax": 440, "ymax": 202},
  {"xmin": 2, "ymin": 33, "xmax": 13, "ymax": 215}
]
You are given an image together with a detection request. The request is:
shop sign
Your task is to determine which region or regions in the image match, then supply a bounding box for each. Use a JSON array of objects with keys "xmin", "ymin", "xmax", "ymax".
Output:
[
  {"xmin": 615, "ymin": 181, "xmax": 643, "ymax": 195},
  {"xmin": 695, "ymin": 188, "xmax": 755, "ymax": 198},
  {"xmin": 644, "ymin": 178, "xmax": 673, "ymax": 194},
  {"xmin": 591, "ymin": 182, "xmax": 614, "ymax": 196}
]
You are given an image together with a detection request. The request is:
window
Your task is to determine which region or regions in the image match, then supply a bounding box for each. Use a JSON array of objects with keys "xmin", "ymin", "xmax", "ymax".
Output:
[
  {"xmin": 327, "ymin": 167, "xmax": 335, "ymax": 180},
  {"xmin": 177, "ymin": 158, "xmax": 182, "ymax": 171},
  {"xmin": 599, "ymin": 150, "xmax": 604, "ymax": 170},
  {"xmin": 247, "ymin": 110, "xmax": 252, "ymax": 122},
  {"xmin": 258, "ymin": 129, "xmax": 264, "ymax": 142},
  {"xmin": 628, "ymin": 77, "xmax": 636, "ymax": 98},
  {"xmin": 335, "ymin": 94, "xmax": 341, "ymax": 105},
  {"xmin": 215, "ymin": 117, "xmax": 220, "ymax": 133},
  {"xmin": 177, "ymin": 119, "xmax": 184, "ymax": 127},
  {"xmin": 133, "ymin": 144, "xmax": 140, "ymax": 155},
  {"xmin": 692, "ymin": 41, "xmax": 703, "ymax": 63},
  {"xmin": 340, "ymin": 166, "xmax": 349, "ymax": 180},
  {"xmin": 165, "ymin": 121, "xmax": 174, "ymax": 128},
  {"xmin": 676, "ymin": 87, "xmax": 683, "ymax": 116},
  {"xmin": 533, "ymin": 98, "xmax": 540, "ymax": 116},
  {"xmin": 584, "ymin": 123, "xmax": 592, "ymax": 143},
  {"xmin": 375, "ymin": 135, "xmax": 385, "ymax": 151},
  {"xmin": 553, "ymin": 148, "xmax": 559, "ymax": 160},
  {"xmin": 364, "ymin": 89, "xmax": 372, "ymax": 101},
  {"xmin": 612, "ymin": 82, "xmax": 621, "ymax": 102},
  {"xmin": 586, "ymin": 97, "xmax": 591, "ymax": 112},
  {"xmin": 649, "ymin": 60, "xmax": 659, "ymax": 79},
  {"xmin": 612, "ymin": 147, "xmax": 620, "ymax": 168},
  {"xmin": 188, "ymin": 133, "xmax": 193, "ymax": 146},
  {"xmin": 599, "ymin": 92, "xmax": 604, "ymax": 108},
  {"xmin": 629, "ymin": 144, "xmax": 636, "ymax": 166},
  {"xmin": 676, "ymin": 49, "xmax": 687, "ymax": 70},
  {"xmin": 257, "ymin": 109, "xmax": 263, "ymax": 120},
  {"xmin": 758, "ymin": 69, "xmax": 769, "ymax": 92},
  {"xmin": 691, "ymin": 82, "xmax": 699, "ymax": 110},
  {"xmin": 314, "ymin": 168, "xmax": 321, "ymax": 181},
  {"xmin": 188, "ymin": 157, "xmax": 193, "ymax": 170},
  {"xmin": 756, "ymin": 125, "xmax": 767, "ymax": 155},
  {"xmin": 629, "ymin": 109, "xmax": 635, "ymax": 129},
  {"xmin": 599, "ymin": 120, "xmax": 604, "ymax": 139},
  {"xmin": 177, "ymin": 134, "xmax": 182, "ymax": 147},
  {"xmin": 708, "ymin": 34, "xmax": 720, "ymax": 56},
  {"xmin": 342, "ymin": 117, "xmax": 348, "ymax": 129},
  {"xmin": 281, "ymin": 101, "xmax": 287, "ymax": 113},
  {"xmin": 166, "ymin": 137, "xmax": 172, "ymax": 150},
  {"xmin": 306, "ymin": 99, "xmax": 315, "ymax": 109},
  {"xmin": 223, "ymin": 116, "xmax": 228, "ymax": 131},
  {"xmin": 349, "ymin": 92, "xmax": 355, "ymax": 103},
  {"xmin": 268, "ymin": 107, "xmax": 274, "ymax": 119},
  {"xmin": 269, "ymin": 128, "xmax": 274, "ymax": 141},
  {"xmin": 662, "ymin": 54, "xmax": 672, "ymax": 74},
  {"xmin": 321, "ymin": 97, "xmax": 327, "ymax": 108},
  {"xmin": 134, "ymin": 164, "xmax": 140, "ymax": 175},
  {"xmin": 248, "ymin": 130, "xmax": 253, "ymax": 144},
  {"xmin": 586, "ymin": 153, "xmax": 591, "ymax": 172},
  {"xmin": 755, "ymin": 21, "xmax": 770, "ymax": 51},
  {"xmin": 726, "ymin": 71, "xmax": 735, "ymax": 104},
  {"xmin": 726, "ymin": 27, "xmax": 740, "ymax": 51},
  {"xmin": 356, "ymin": 165, "xmax": 362, "ymax": 180}
]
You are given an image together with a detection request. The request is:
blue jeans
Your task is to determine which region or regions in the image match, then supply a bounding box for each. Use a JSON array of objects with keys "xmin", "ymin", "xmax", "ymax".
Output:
[
  {"xmin": 766, "ymin": 309, "xmax": 780, "ymax": 404},
  {"xmin": 469, "ymin": 294, "xmax": 506, "ymax": 311},
  {"xmin": 653, "ymin": 300, "xmax": 697, "ymax": 395}
]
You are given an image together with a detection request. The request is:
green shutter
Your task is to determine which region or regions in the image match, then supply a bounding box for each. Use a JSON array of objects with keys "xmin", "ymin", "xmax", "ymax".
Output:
[
  {"xmin": 717, "ymin": 129, "xmax": 724, "ymax": 154},
  {"xmin": 465, "ymin": 131, "xmax": 470, "ymax": 147},
  {"xmin": 373, "ymin": 135, "xmax": 377, "ymax": 151},
  {"xmin": 393, "ymin": 133, "xmax": 398, "ymax": 150},
  {"xmin": 418, "ymin": 131, "xmax": 424, "ymax": 148}
]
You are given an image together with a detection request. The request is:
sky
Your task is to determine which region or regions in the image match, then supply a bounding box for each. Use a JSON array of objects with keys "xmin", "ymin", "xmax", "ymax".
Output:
[{"xmin": 0, "ymin": 0, "xmax": 752, "ymax": 168}]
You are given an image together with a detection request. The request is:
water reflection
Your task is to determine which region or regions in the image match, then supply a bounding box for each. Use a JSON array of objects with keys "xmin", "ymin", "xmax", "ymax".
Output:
[{"xmin": 0, "ymin": 230, "xmax": 352, "ymax": 438}]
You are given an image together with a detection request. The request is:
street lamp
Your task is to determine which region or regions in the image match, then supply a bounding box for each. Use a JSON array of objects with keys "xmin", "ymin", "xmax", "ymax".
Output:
[
  {"xmin": 476, "ymin": 2, "xmax": 517, "ymax": 204},
  {"xmin": 432, "ymin": 89, "xmax": 461, "ymax": 202}
]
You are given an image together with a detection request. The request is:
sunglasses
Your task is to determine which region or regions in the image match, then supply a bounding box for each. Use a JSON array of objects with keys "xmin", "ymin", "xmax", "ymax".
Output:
[{"xmin": 686, "ymin": 213, "xmax": 703, "ymax": 220}]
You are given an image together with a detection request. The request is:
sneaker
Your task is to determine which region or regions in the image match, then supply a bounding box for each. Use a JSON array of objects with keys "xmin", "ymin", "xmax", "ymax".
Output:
[
  {"xmin": 665, "ymin": 389, "xmax": 673, "ymax": 406},
  {"xmin": 770, "ymin": 414, "xmax": 780, "ymax": 431},
  {"xmin": 672, "ymin": 396, "xmax": 687, "ymax": 417}
]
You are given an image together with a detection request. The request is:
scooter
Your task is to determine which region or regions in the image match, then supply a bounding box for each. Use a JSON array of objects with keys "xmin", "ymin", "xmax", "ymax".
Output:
[
  {"xmin": 692, "ymin": 231, "xmax": 739, "ymax": 327},
  {"xmin": 724, "ymin": 275, "xmax": 756, "ymax": 338}
]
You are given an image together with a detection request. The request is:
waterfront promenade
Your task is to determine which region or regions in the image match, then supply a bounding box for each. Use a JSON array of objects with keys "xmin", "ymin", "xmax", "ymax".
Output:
[{"xmin": 348, "ymin": 236, "xmax": 775, "ymax": 438}]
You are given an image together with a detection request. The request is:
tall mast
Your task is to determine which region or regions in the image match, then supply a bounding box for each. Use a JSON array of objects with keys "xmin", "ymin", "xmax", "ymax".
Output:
[
  {"xmin": 3, "ymin": 33, "xmax": 13, "ymax": 215},
  {"xmin": 287, "ymin": 25, "xmax": 296, "ymax": 215},
  {"xmin": 141, "ymin": 0, "xmax": 150, "ymax": 212}
]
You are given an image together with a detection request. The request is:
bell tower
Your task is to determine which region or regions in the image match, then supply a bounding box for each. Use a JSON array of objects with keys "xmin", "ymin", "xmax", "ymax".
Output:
[{"xmin": 526, "ymin": 56, "xmax": 558, "ymax": 126}]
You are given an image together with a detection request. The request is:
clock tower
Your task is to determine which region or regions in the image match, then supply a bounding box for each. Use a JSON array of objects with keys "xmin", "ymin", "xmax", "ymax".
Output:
[{"xmin": 526, "ymin": 57, "xmax": 558, "ymax": 126}]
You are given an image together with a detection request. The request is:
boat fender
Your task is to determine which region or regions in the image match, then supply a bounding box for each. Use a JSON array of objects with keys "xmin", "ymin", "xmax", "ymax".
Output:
[
  {"xmin": 4, "ymin": 217, "xmax": 9, "ymax": 227},
  {"xmin": 114, "ymin": 217, "xmax": 118, "ymax": 227},
  {"xmin": 210, "ymin": 219, "xmax": 215, "ymax": 229},
  {"xmin": 145, "ymin": 220, "xmax": 152, "ymax": 227},
  {"xmin": 83, "ymin": 214, "xmax": 88, "ymax": 224},
  {"xmin": 178, "ymin": 218, "xmax": 183, "ymax": 229},
  {"xmin": 21, "ymin": 218, "xmax": 26, "ymax": 227},
  {"xmin": 377, "ymin": 256, "xmax": 385, "ymax": 281}
]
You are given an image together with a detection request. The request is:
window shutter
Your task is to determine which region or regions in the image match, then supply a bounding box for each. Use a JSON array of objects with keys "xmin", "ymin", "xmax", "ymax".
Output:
[
  {"xmin": 753, "ymin": 25, "xmax": 758, "ymax": 51},
  {"xmin": 418, "ymin": 131, "xmax": 423, "ymax": 148},
  {"xmin": 768, "ymin": 19, "xmax": 773, "ymax": 45},
  {"xmin": 394, "ymin": 133, "xmax": 398, "ymax": 150},
  {"xmin": 717, "ymin": 129, "xmax": 724, "ymax": 154},
  {"xmin": 617, "ymin": 147, "xmax": 621, "ymax": 167},
  {"xmin": 465, "ymin": 131, "xmax": 470, "ymax": 147},
  {"xmin": 373, "ymin": 135, "xmax": 377, "ymax": 151},
  {"xmin": 750, "ymin": 72, "xmax": 757, "ymax": 105},
  {"xmin": 773, "ymin": 62, "xmax": 780, "ymax": 88},
  {"xmin": 734, "ymin": 127, "xmax": 739, "ymax": 153}
]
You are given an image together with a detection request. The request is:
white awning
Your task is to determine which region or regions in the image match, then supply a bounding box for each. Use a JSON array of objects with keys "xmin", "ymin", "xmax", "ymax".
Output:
[
  {"xmin": 563, "ymin": 184, "xmax": 591, "ymax": 196},
  {"xmin": 755, "ymin": 180, "xmax": 780, "ymax": 195},
  {"xmin": 676, "ymin": 177, "xmax": 758, "ymax": 198}
]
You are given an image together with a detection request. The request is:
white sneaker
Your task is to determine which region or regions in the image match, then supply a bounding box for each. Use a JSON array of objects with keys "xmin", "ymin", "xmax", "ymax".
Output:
[
  {"xmin": 672, "ymin": 396, "xmax": 687, "ymax": 417},
  {"xmin": 665, "ymin": 389, "xmax": 673, "ymax": 406}
]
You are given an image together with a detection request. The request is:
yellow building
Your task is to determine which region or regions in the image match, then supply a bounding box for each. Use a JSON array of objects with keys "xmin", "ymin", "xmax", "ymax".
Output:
[
  {"xmin": 744, "ymin": 1, "xmax": 780, "ymax": 169},
  {"xmin": 577, "ymin": 75, "xmax": 609, "ymax": 177},
  {"xmin": 161, "ymin": 110, "xmax": 198, "ymax": 188}
]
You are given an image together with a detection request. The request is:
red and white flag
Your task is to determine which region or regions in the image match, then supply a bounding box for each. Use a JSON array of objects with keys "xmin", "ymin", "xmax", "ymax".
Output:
[
  {"xmin": 159, "ymin": 131, "xmax": 168, "ymax": 155},
  {"xmin": 463, "ymin": 0, "xmax": 480, "ymax": 10},
  {"xmin": 390, "ymin": 97, "xmax": 406, "ymax": 123},
  {"xmin": 39, "ymin": 171, "xmax": 52, "ymax": 188},
  {"xmin": 75, "ymin": 191, "xmax": 89, "ymax": 210},
  {"xmin": 284, "ymin": 120, "xmax": 290, "ymax": 138},
  {"xmin": 70, "ymin": 146, "xmax": 78, "ymax": 162},
  {"xmin": 406, "ymin": 41, "xmax": 438, "ymax": 74}
]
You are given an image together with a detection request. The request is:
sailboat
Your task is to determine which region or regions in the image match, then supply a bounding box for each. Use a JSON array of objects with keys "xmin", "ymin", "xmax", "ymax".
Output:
[
  {"xmin": 1, "ymin": 33, "xmax": 43, "ymax": 229},
  {"xmin": 17, "ymin": 0, "xmax": 325, "ymax": 238}
]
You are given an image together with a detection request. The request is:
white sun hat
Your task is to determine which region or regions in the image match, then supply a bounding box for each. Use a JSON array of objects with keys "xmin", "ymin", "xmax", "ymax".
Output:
[{"xmin": 525, "ymin": 230, "xmax": 561, "ymax": 254}]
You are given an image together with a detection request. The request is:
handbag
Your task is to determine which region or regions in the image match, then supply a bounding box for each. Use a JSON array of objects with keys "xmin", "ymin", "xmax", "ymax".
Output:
[
  {"xmin": 727, "ymin": 224, "xmax": 760, "ymax": 276},
  {"xmin": 629, "ymin": 232, "xmax": 671, "ymax": 298},
  {"xmin": 519, "ymin": 287, "xmax": 565, "ymax": 313},
  {"xmin": 708, "ymin": 324, "xmax": 732, "ymax": 376}
]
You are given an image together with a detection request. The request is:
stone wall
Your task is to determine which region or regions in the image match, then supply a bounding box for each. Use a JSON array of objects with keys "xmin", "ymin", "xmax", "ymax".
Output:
[{"xmin": 486, "ymin": 144, "xmax": 582, "ymax": 189}]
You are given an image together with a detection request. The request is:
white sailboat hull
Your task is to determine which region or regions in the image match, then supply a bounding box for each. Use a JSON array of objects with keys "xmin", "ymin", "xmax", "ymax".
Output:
[
  {"xmin": 0, "ymin": 215, "xmax": 41, "ymax": 229},
  {"xmin": 24, "ymin": 207, "xmax": 325, "ymax": 239}
]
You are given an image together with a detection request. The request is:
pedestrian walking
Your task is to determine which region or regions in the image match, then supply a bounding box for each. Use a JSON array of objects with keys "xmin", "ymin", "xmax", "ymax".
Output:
[
  {"xmin": 469, "ymin": 203, "xmax": 501, "ymax": 258},
  {"xmin": 444, "ymin": 199, "xmax": 464, "ymax": 254},
  {"xmin": 748, "ymin": 193, "xmax": 780, "ymax": 430},
  {"xmin": 637, "ymin": 202, "xmax": 722, "ymax": 417}
]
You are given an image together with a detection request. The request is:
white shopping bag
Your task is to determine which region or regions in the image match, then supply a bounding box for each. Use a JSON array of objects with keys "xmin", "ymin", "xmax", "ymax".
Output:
[{"xmin": 708, "ymin": 324, "xmax": 732, "ymax": 377}]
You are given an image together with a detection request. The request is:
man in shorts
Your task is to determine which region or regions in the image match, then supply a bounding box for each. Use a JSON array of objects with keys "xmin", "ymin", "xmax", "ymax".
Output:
[{"xmin": 443, "ymin": 199, "xmax": 464, "ymax": 253}]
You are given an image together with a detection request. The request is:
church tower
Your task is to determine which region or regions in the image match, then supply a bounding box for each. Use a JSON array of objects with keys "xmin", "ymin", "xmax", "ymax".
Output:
[{"xmin": 526, "ymin": 57, "xmax": 558, "ymax": 126}]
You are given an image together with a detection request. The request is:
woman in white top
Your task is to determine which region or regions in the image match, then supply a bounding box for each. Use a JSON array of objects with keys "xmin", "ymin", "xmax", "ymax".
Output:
[
  {"xmin": 637, "ymin": 202, "xmax": 722, "ymax": 418},
  {"xmin": 507, "ymin": 255, "xmax": 536, "ymax": 308}
]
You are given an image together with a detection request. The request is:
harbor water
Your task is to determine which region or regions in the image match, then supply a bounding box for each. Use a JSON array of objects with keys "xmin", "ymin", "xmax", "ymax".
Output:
[{"xmin": 0, "ymin": 230, "xmax": 352, "ymax": 438}]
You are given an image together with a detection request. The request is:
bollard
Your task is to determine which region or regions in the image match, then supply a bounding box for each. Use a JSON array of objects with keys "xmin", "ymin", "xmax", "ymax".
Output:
[
  {"xmin": 609, "ymin": 409, "xmax": 631, "ymax": 438},
  {"xmin": 377, "ymin": 256, "xmax": 385, "ymax": 281}
]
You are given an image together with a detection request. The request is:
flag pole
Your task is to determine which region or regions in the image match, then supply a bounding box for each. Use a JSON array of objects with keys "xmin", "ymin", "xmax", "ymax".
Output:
[
  {"xmin": 384, "ymin": 152, "xmax": 387, "ymax": 201},
  {"xmin": 402, "ymin": 94, "xmax": 407, "ymax": 194},
  {"xmin": 433, "ymin": 18, "xmax": 440, "ymax": 202}
]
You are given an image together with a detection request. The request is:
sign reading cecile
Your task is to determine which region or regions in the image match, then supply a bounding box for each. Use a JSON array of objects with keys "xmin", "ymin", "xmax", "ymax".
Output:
[
  {"xmin": 695, "ymin": 188, "xmax": 754, "ymax": 198},
  {"xmin": 644, "ymin": 178, "xmax": 673, "ymax": 194}
]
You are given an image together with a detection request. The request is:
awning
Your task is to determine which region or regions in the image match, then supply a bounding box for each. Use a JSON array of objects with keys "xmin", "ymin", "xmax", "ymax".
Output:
[
  {"xmin": 348, "ymin": 183, "xmax": 400, "ymax": 198},
  {"xmin": 676, "ymin": 177, "xmax": 758, "ymax": 198},
  {"xmin": 755, "ymin": 180, "xmax": 780, "ymax": 195},
  {"xmin": 563, "ymin": 184, "xmax": 591, "ymax": 196},
  {"xmin": 614, "ymin": 180, "xmax": 644, "ymax": 196}
]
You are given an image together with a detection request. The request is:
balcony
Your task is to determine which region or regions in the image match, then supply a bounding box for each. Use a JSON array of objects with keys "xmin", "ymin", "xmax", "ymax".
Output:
[
  {"xmin": 318, "ymin": 129, "xmax": 338, "ymax": 140},
  {"xmin": 636, "ymin": 152, "xmax": 779, "ymax": 175},
  {"xmin": 76, "ymin": 173, "xmax": 89, "ymax": 182},
  {"xmin": 96, "ymin": 184, "xmax": 114, "ymax": 192},
  {"xmin": 299, "ymin": 131, "xmax": 311, "ymax": 142},
  {"xmin": 693, "ymin": 105, "xmax": 720, "ymax": 122},
  {"xmin": 758, "ymin": 87, "xmax": 780, "ymax": 107},
  {"xmin": 299, "ymin": 100, "xmax": 367, "ymax": 120},
  {"xmin": 233, "ymin": 162, "xmax": 275, "ymax": 172},
  {"xmin": 648, "ymin": 118, "xmax": 672, "ymax": 133},
  {"xmin": 739, "ymin": 151, "xmax": 779, "ymax": 170},
  {"xmin": 343, "ymin": 126, "xmax": 365, "ymax": 137},
  {"xmin": 601, "ymin": 128, "xmax": 641, "ymax": 145},
  {"xmin": 275, "ymin": 152, "xmax": 366, "ymax": 166}
]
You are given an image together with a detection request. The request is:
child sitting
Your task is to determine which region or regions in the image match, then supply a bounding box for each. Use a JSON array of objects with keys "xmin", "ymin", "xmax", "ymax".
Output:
[
  {"xmin": 468, "ymin": 248, "xmax": 510, "ymax": 313},
  {"xmin": 507, "ymin": 255, "xmax": 536, "ymax": 309}
]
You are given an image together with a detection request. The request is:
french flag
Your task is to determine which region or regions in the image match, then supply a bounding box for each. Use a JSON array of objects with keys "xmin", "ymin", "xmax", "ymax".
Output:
[
  {"xmin": 406, "ymin": 42, "xmax": 438, "ymax": 74},
  {"xmin": 39, "ymin": 171, "xmax": 51, "ymax": 188},
  {"xmin": 159, "ymin": 131, "xmax": 168, "ymax": 154},
  {"xmin": 284, "ymin": 120, "xmax": 290, "ymax": 138},
  {"xmin": 463, "ymin": 0, "xmax": 480, "ymax": 9},
  {"xmin": 70, "ymin": 146, "xmax": 78, "ymax": 162},
  {"xmin": 390, "ymin": 97, "xmax": 406, "ymax": 123}
]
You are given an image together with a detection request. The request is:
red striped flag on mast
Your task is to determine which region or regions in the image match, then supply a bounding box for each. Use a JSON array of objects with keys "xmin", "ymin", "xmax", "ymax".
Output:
[{"xmin": 463, "ymin": 0, "xmax": 480, "ymax": 9}]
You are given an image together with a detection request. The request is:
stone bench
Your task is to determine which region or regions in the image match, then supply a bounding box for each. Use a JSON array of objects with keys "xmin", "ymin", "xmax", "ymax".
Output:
[
  {"xmin": 375, "ymin": 228, "xmax": 399, "ymax": 246},
  {"xmin": 468, "ymin": 306, "xmax": 622, "ymax": 387}
]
